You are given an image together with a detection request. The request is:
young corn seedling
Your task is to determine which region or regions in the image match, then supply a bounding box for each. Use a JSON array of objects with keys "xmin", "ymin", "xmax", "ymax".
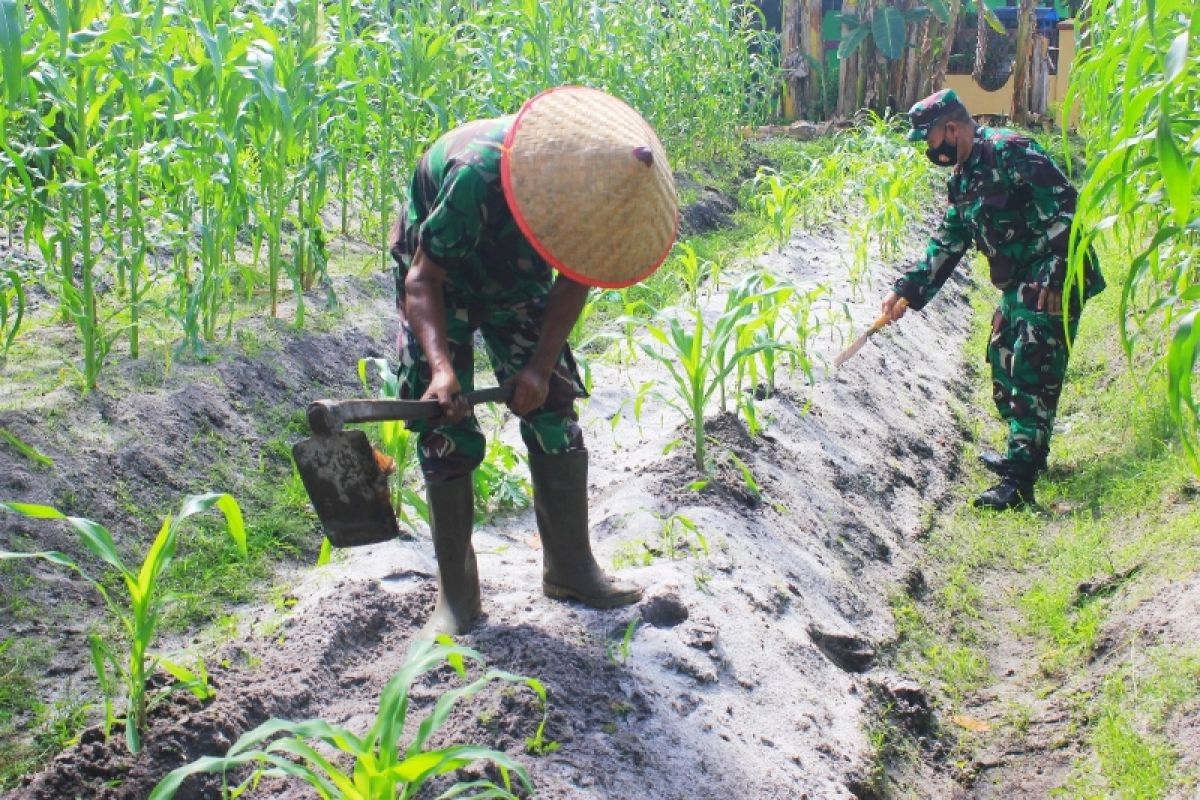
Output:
[
  {"xmin": 750, "ymin": 168, "xmax": 803, "ymax": 252},
  {"xmin": 149, "ymin": 636, "xmax": 542, "ymax": 800},
  {"xmin": 642, "ymin": 301, "xmax": 771, "ymax": 472},
  {"xmin": 605, "ymin": 619, "xmax": 640, "ymax": 667},
  {"xmin": 654, "ymin": 511, "xmax": 708, "ymax": 562},
  {"xmin": 0, "ymin": 493, "xmax": 245, "ymax": 754},
  {"xmin": 0, "ymin": 268, "xmax": 23, "ymax": 362},
  {"xmin": 732, "ymin": 271, "xmax": 797, "ymax": 400},
  {"xmin": 673, "ymin": 241, "xmax": 717, "ymax": 309}
]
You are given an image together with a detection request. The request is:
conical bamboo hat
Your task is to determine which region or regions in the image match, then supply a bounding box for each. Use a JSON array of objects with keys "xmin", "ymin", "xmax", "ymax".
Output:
[{"xmin": 501, "ymin": 86, "xmax": 678, "ymax": 288}]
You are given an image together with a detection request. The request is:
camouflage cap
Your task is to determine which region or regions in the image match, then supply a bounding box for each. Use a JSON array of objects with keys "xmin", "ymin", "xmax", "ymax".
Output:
[{"xmin": 906, "ymin": 88, "xmax": 967, "ymax": 142}]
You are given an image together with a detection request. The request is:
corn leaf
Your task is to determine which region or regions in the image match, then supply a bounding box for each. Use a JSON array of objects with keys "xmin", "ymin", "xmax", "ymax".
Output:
[
  {"xmin": 135, "ymin": 515, "xmax": 175, "ymax": 602},
  {"xmin": 0, "ymin": 0, "xmax": 24, "ymax": 107},
  {"xmin": 0, "ymin": 426, "xmax": 52, "ymax": 467},
  {"xmin": 1156, "ymin": 105, "xmax": 1192, "ymax": 229},
  {"xmin": 177, "ymin": 492, "xmax": 247, "ymax": 555},
  {"xmin": 0, "ymin": 548, "xmax": 78, "ymax": 570},
  {"xmin": 1167, "ymin": 309, "xmax": 1200, "ymax": 469}
]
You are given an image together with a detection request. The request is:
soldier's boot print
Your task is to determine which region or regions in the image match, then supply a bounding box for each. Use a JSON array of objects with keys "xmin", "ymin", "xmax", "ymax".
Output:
[
  {"xmin": 529, "ymin": 451, "xmax": 642, "ymax": 608},
  {"xmin": 420, "ymin": 476, "xmax": 482, "ymax": 638}
]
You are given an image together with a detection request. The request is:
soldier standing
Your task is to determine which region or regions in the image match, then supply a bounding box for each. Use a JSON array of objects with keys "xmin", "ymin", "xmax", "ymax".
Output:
[
  {"xmin": 390, "ymin": 87, "xmax": 678, "ymax": 635},
  {"xmin": 879, "ymin": 89, "xmax": 1105, "ymax": 510}
]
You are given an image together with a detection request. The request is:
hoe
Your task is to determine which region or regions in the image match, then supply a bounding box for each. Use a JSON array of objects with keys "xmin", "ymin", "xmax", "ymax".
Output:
[{"xmin": 292, "ymin": 386, "xmax": 511, "ymax": 547}]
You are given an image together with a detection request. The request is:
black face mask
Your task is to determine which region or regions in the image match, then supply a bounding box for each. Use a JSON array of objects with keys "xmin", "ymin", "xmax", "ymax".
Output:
[{"xmin": 925, "ymin": 138, "xmax": 958, "ymax": 167}]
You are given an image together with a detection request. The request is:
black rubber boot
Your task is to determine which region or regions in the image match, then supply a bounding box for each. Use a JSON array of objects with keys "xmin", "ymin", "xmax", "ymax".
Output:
[
  {"xmin": 979, "ymin": 450, "xmax": 1008, "ymax": 476},
  {"xmin": 973, "ymin": 476, "xmax": 1036, "ymax": 511},
  {"xmin": 420, "ymin": 476, "xmax": 481, "ymax": 638},
  {"xmin": 528, "ymin": 451, "xmax": 642, "ymax": 608},
  {"xmin": 979, "ymin": 450, "xmax": 1047, "ymax": 477}
]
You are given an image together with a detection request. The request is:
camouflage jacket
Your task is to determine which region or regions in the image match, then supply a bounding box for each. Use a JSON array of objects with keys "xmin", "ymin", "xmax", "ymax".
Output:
[
  {"xmin": 894, "ymin": 127, "xmax": 1105, "ymax": 312},
  {"xmin": 389, "ymin": 116, "xmax": 553, "ymax": 309}
]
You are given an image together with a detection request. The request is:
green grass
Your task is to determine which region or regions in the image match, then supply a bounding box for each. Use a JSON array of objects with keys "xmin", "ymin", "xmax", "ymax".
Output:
[
  {"xmin": 158, "ymin": 424, "xmax": 317, "ymax": 633},
  {"xmin": 1061, "ymin": 649, "xmax": 1200, "ymax": 799},
  {"xmin": 883, "ymin": 249, "xmax": 1200, "ymax": 795}
]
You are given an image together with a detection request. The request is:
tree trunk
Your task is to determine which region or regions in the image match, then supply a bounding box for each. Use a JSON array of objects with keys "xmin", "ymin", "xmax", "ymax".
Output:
[
  {"xmin": 873, "ymin": 0, "xmax": 964, "ymax": 114},
  {"xmin": 836, "ymin": 0, "xmax": 966, "ymax": 118},
  {"xmin": 837, "ymin": 0, "xmax": 862, "ymax": 117},
  {"xmin": 803, "ymin": 0, "xmax": 825, "ymax": 116},
  {"xmin": 930, "ymin": 0, "xmax": 962, "ymax": 93},
  {"xmin": 1011, "ymin": 0, "xmax": 1036, "ymax": 123},
  {"xmin": 782, "ymin": 0, "xmax": 829, "ymax": 120},
  {"xmin": 972, "ymin": 0, "xmax": 988, "ymax": 85},
  {"xmin": 782, "ymin": 1, "xmax": 803, "ymax": 120}
]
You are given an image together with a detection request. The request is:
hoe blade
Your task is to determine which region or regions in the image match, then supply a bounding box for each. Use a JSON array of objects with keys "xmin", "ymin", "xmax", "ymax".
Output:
[{"xmin": 293, "ymin": 430, "xmax": 401, "ymax": 548}]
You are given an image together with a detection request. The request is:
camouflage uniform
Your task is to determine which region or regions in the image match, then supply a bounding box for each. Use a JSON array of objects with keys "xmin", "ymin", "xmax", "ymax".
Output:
[
  {"xmin": 390, "ymin": 117, "xmax": 587, "ymax": 484},
  {"xmin": 897, "ymin": 91, "xmax": 1105, "ymax": 478}
]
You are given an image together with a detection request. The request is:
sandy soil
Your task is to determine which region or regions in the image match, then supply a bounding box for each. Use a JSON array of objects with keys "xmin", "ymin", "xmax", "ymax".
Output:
[{"xmin": 1, "ymin": 188, "xmax": 981, "ymax": 798}]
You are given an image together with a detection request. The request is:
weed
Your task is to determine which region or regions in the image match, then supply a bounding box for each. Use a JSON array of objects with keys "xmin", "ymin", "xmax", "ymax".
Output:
[
  {"xmin": 1062, "ymin": 649, "xmax": 1200, "ymax": 799},
  {"xmin": 358, "ymin": 357, "xmax": 428, "ymax": 527}
]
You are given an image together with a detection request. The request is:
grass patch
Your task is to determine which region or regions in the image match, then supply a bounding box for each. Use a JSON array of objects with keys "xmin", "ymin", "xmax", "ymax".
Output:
[
  {"xmin": 0, "ymin": 637, "xmax": 89, "ymax": 790},
  {"xmin": 885, "ymin": 246, "xmax": 1200, "ymax": 795},
  {"xmin": 1061, "ymin": 648, "xmax": 1200, "ymax": 798}
]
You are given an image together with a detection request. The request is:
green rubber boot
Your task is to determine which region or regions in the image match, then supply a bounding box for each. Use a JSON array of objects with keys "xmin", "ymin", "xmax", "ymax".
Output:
[
  {"xmin": 420, "ymin": 476, "xmax": 482, "ymax": 638},
  {"xmin": 528, "ymin": 451, "xmax": 642, "ymax": 608}
]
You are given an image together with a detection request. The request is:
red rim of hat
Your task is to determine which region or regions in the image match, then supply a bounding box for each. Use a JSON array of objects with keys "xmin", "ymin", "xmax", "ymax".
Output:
[{"xmin": 500, "ymin": 85, "xmax": 679, "ymax": 289}]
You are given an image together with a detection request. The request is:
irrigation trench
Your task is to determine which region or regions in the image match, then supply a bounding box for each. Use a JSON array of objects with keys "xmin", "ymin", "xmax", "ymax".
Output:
[{"xmin": 5, "ymin": 213, "xmax": 978, "ymax": 798}]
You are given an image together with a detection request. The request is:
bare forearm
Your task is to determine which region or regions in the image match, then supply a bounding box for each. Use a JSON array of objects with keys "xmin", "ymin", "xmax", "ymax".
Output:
[
  {"xmin": 404, "ymin": 248, "xmax": 454, "ymax": 376},
  {"xmin": 527, "ymin": 275, "xmax": 589, "ymax": 376}
]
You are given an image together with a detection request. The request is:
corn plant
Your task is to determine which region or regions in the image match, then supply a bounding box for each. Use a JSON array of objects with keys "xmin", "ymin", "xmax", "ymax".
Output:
[
  {"xmin": 732, "ymin": 271, "xmax": 798, "ymax": 399},
  {"xmin": 749, "ymin": 168, "xmax": 803, "ymax": 252},
  {"xmin": 605, "ymin": 619, "xmax": 640, "ymax": 667},
  {"xmin": 149, "ymin": 636, "xmax": 541, "ymax": 800},
  {"xmin": 0, "ymin": 0, "xmax": 776, "ymax": 389},
  {"xmin": 654, "ymin": 511, "xmax": 708, "ymax": 562},
  {"xmin": 672, "ymin": 241, "xmax": 720, "ymax": 309},
  {"xmin": 0, "ymin": 267, "xmax": 22, "ymax": 361},
  {"xmin": 473, "ymin": 436, "xmax": 531, "ymax": 523},
  {"xmin": 0, "ymin": 493, "xmax": 246, "ymax": 754},
  {"xmin": 642, "ymin": 301, "xmax": 773, "ymax": 471},
  {"xmin": 1065, "ymin": 0, "xmax": 1199, "ymax": 472}
]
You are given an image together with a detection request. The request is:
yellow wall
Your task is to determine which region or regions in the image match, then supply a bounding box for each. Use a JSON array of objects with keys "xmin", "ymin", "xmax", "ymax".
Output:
[{"xmin": 943, "ymin": 21, "xmax": 1077, "ymax": 122}]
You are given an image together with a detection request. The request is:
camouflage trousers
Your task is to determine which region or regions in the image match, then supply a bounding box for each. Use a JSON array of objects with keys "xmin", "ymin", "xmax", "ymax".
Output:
[
  {"xmin": 987, "ymin": 286, "xmax": 1080, "ymax": 479},
  {"xmin": 397, "ymin": 296, "xmax": 587, "ymax": 484}
]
